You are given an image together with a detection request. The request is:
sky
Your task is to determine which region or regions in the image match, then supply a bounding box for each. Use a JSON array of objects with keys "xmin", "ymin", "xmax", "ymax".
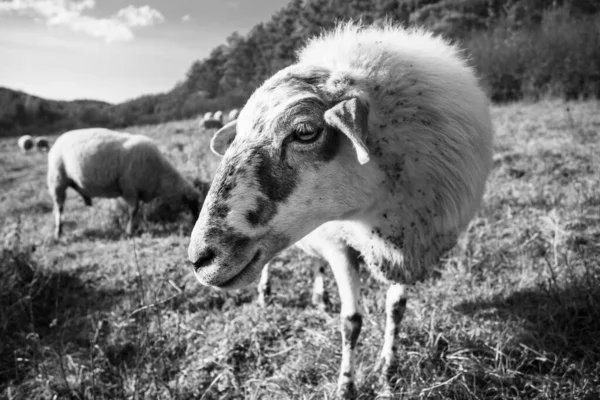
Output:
[{"xmin": 0, "ymin": 0, "xmax": 290, "ymax": 103}]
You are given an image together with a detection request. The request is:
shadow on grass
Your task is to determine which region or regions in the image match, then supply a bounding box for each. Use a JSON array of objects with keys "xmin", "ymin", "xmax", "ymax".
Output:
[
  {"xmin": 73, "ymin": 227, "xmax": 126, "ymax": 242},
  {"xmin": 0, "ymin": 248, "xmax": 124, "ymax": 390},
  {"xmin": 455, "ymin": 282, "xmax": 600, "ymax": 365}
]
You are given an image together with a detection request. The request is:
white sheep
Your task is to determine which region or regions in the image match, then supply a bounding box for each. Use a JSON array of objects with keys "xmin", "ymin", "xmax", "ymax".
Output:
[
  {"xmin": 48, "ymin": 127, "xmax": 201, "ymax": 239},
  {"xmin": 188, "ymin": 22, "xmax": 493, "ymax": 399},
  {"xmin": 203, "ymin": 111, "xmax": 214, "ymax": 121},
  {"xmin": 228, "ymin": 108, "xmax": 240, "ymax": 122},
  {"xmin": 18, "ymin": 135, "xmax": 34, "ymax": 152},
  {"xmin": 35, "ymin": 136, "xmax": 50, "ymax": 152},
  {"xmin": 212, "ymin": 110, "xmax": 224, "ymax": 123}
]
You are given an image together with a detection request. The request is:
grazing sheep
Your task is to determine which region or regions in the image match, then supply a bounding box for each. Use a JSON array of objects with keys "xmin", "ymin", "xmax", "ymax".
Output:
[
  {"xmin": 201, "ymin": 112, "xmax": 222, "ymax": 130},
  {"xmin": 18, "ymin": 135, "xmax": 34, "ymax": 152},
  {"xmin": 35, "ymin": 136, "xmax": 50, "ymax": 152},
  {"xmin": 48, "ymin": 128, "xmax": 201, "ymax": 239},
  {"xmin": 213, "ymin": 110, "xmax": 224, "ymax": 123},
  {"xmin": 228, "ymin": 108, "xmax": 240, "ymax": 122},
  {"xmin": 188, "ymin": 22, "xmax": 493, "ymax": 398}
]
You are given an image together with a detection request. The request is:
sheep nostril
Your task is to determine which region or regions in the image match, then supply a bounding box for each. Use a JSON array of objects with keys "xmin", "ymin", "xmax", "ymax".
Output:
[{"xmin": 191, "ymin": 248, "xmax": 217, "ymax": 271}]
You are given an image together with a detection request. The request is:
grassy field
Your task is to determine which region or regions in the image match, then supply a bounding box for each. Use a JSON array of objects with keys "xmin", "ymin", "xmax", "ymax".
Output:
[{"xmin": 1, "ymin": 100, "xmax": 600, "ymax": 400}]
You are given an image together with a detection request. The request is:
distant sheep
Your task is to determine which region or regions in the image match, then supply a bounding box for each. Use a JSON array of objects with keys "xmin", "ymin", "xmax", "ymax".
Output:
[
  {"xmin": 35, "ymin": 136, "xmax": 50, "ymax": 152},
  {"xmin": 18, "ymin": 135, "xmax": 34, "ymax": 152},
  {"xmin": 201, "ymin": 110, "xmax": 224, "ymax": 130},
  {"xmin": 188, "ymin": 22, "xmax": 493, "ymax": 398},
  {"xmin": 213, "ymin": 110, "xmax": 224, "ymax": 123},
  {"xmin": 47, "ymin": 128, "xmax": 201, "ymax": 239},
  {"xmin": 228, "ymin": 109, "xmax": 240, "ymax": 122}
]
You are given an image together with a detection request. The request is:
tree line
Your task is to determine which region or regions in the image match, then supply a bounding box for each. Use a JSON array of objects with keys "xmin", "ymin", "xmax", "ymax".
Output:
[{"xmin": 1, "ymin": 0, "xmax": 598, "ymax": 138}]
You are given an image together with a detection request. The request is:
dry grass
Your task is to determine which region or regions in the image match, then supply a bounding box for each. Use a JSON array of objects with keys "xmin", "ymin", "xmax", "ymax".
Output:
[{"xmin": 1, "ymin": 100, "xmax": 600, "ymax": 399}]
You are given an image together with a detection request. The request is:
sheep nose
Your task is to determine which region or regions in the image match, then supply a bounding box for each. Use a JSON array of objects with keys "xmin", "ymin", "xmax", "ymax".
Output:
[{"xmin": 189, "ymin": 247, "xmax": 217, "ymax": 272}]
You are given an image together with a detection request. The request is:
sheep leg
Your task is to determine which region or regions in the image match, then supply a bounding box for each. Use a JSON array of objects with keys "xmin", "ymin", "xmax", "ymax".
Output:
[
  {"xmin": 378, "ymin": 283, "xmax": 408, "ymax": 397},
  {"xmin": 311, "ymin": 261, "xmax": 328, "ymax": 311},
  {"xmin": 325, "ymin": 244, "xmax": 362, "ymax": 399},
  {"xmin": 51, "ymin": 186, "xmax": 66, "ymax": 239},
  {"xmin": 69, "ymin": 182, "xmax": 92, "ymax": 206},
  {"xmin": 125, "ymin": 200, "xmax": 139, "ymax": 236},
  {"xmin": 257, "ymin": 261, "xmax": 271, "ymax": 308}
]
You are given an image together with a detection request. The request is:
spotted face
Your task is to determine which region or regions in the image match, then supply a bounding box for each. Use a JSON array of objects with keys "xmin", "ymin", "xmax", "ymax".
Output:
[{"xmin": 188, "ymin": 64, "xmax": 378, "ymax": 290}]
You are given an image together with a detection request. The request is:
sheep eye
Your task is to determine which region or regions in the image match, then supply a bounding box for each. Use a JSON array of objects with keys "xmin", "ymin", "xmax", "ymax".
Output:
[{"xmin": 292, "ymin": 125, "xmax": 322, "ymax": 144}]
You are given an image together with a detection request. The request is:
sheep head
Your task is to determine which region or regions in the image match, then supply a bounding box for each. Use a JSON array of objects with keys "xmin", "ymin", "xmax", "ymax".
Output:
[{"xmin": 188, "ymin": 65, "xmax": 380, "ymax": 290}]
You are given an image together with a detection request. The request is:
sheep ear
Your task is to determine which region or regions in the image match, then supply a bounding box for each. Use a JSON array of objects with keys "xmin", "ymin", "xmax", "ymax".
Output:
[
  {"xmin": 324, "ymin": 97, "xmax": 370, "ymax": 165},
  {"xmin": 210, "ymin": 120, "xmax": 237, "ymax": 157}
]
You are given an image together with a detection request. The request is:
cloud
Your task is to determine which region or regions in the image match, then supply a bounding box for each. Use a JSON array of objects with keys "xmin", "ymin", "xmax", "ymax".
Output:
[
  {"xmin": 0, "ymin": 0, "xmax": 165, "ymax": 42},
  {"xmin": 116, "ymin": 5, "xmax": 164, "ymax": 27},
  {"xmin": 181, "ymin": 14, "xmax": 191, "ymax": 22}
]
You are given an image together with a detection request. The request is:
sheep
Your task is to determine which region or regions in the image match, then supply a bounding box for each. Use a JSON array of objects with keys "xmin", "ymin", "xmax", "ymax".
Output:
[
  {"xmin": 201, "ymin": 112, "xmax": 223, "ymax": 130},
  {"xmin": 48, "ymin": 127, "xmax": 201, "ymax": 239},
  {"xmin": 201, "ymin": 111, "xmax": 224, "ymax": 130},
  {"xmin": 18, "ymin": 135, "xmax": 34, "ymax": 152},
  {"xmin": 35, "ymin": 136, "xmax": 50, "ymax": 152},
  {"xmin": 228, "ymin": 108, "xmax": 240, "ymax": 122},
  {"xmin": 188, "ymin": 22, "xmax": 493, "ymax": 399},
  {"xmin": 213, "ymin": 110, "xmax": 224, "ymax": 124}
]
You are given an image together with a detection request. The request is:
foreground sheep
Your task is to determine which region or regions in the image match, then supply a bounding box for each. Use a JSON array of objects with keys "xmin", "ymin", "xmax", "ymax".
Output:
[
  {"xmin": 17, "ymin": 135, "xmax": 34, "ymax": 152},
  {"xmin": 48, "ymin": 128, "xmax": 201, "ymax": 239},
  {"xmin": 35, "ymin": 136, "xmax": 50, "ymax": 152},
  {"xmin": 188, "ymin": 23, "xmax": 493, "ymax": 398}
]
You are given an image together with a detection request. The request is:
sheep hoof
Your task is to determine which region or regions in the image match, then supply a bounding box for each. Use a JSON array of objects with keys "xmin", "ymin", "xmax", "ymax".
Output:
[
  {"xmin": 257, "ymin": 292, "xmax": 269, "ymax": 308},
  {"xmin": 257, "ymin": 296, "xmax": 267, "ymax": 308},
  {"xmin": 337, "ymin": 382, "xmax": 357, "ymax": 400},
  {"xmin": 311, "ymin": 292, "xmax": 328, "ymax": 312},
  {"xmin": 257, "ymin": 283, "xmax": 271, "ymax": 308}
]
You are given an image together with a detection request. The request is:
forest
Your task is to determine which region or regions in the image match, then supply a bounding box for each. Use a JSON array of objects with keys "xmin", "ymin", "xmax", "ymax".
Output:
[{"xmin": 1, "ymin": 0, "xmax": 598, "ymax": 138}]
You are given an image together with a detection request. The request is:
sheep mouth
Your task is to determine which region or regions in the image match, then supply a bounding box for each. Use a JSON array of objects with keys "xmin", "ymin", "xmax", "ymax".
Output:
[{"xmin": 214, "ymin": 250, "xmax": 263, "ymax": 290}]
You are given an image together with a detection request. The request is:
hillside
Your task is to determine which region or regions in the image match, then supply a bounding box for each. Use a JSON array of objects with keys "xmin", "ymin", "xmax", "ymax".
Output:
[
  {"xmin": 0, "ymin": 88, "xmax": 112, "ymax": 138},
  {"xmin": 2, "ymin": 0, "xmax": 599, "ymax": 138}
]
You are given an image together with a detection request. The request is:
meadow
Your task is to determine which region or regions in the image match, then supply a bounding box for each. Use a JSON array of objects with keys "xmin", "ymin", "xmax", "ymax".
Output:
[{"xmin": 1, "ymin": 99, "xmax": 600, "ymax": 399}]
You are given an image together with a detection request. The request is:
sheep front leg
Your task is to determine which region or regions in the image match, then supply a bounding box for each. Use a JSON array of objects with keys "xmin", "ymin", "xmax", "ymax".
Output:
[
  {"xmin": 311, "ymin": 261, "xmax": 328, "ymax": 311},
  {"xmin": 50, "ymin": 185, "xmax": 66, "ymax": 239},
  {"xmin": 125, "ymin": 200, "xmax": 139, "ymax": 236},
  {"xmin": 257, "ymin": 261, "xmax": 271, "ymax": 308},
  {"xmin": 378, "ymin": 283, "xmax": 407, "ymax": 397},
  {"xmin": 326, "ymin": 245, "xmax": 362, "ymax": 399},
  {"xmin": 52, "ymin": 194, "xmax": 65, "ymax": 239}
]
